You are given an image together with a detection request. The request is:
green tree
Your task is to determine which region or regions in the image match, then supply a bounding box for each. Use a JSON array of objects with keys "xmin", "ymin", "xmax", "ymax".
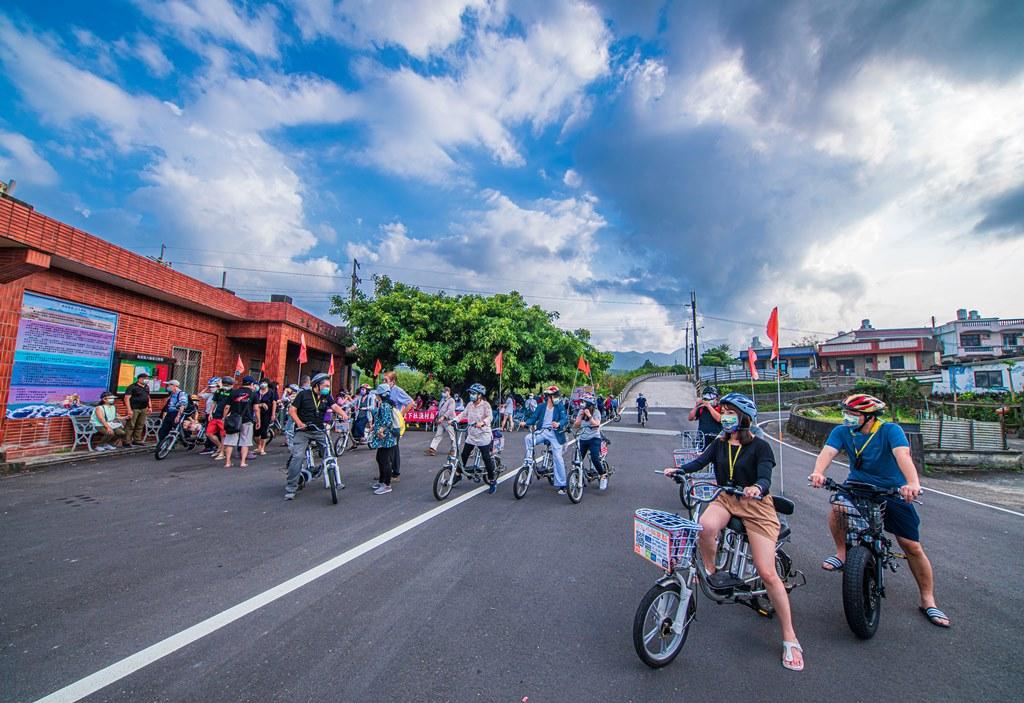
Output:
[
  {"xmin": 700, "ymin": 344, "xmax": 734, "ymax": 367},
  {"xmin": 331, "ymin": 275, "xmax": 612, "ymax": 392}
]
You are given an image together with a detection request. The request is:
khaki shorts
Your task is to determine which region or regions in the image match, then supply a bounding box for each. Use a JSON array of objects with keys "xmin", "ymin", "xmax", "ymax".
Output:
[
  {"xmin": 223, "ymin": 422, "xmax": 253, "ymax": 447},
  {"xmin": 714, "ymin": 492, "xmax": 780, "ymax": 542}
]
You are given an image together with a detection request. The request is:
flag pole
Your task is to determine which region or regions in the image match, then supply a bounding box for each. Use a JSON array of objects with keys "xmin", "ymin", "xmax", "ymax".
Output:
[
  {"xmin": 296, "ymin": 363, "xmax": 302, "ymax": 386},
  {"xmin": 498, "ymin": 351, "xmax": 503, "ymax": 425},
  {"xmin": 775, "ymin": 357, "xmax": 784, "ymax": 495}
]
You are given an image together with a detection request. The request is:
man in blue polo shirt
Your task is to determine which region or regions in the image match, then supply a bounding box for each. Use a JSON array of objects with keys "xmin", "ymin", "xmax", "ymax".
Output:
[{"xmin": 809, "ymin": 393, "xmax": 950, "ymax": 628}]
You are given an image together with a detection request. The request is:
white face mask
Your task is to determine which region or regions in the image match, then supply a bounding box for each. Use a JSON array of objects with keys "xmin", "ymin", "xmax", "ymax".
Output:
[{"xmin": 104, "ymin": 398, "xmax": 115, "ymax": 404}]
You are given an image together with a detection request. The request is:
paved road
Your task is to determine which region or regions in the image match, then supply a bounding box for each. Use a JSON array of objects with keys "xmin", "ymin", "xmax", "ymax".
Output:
[
  {"xmin": 621, "ymin": 374, "xmax": 695, "ymax": 409},
  {"xmin": 2, "ymin": 378, "xmax": 1021, "ymax": 702}
]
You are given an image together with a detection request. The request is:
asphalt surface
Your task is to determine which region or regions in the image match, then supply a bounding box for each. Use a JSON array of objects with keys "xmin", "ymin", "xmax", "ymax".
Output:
[{"xmin": 2, "ymin": 378, "xmax": 1022, "ymax": 703}]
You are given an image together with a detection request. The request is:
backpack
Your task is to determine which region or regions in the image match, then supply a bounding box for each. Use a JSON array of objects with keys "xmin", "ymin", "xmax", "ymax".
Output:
[{"xmin": 395, "ymin": 409, "xmax": 406, "ymax": 437}]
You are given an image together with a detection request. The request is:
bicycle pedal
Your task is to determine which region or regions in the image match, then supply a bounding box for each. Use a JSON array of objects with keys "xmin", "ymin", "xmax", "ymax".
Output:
[{"xmin": 891, "ymin": 552, "xmax": 907, "ymax": 560}]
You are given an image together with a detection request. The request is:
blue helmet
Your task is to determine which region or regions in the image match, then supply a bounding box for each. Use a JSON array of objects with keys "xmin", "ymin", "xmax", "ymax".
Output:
[
  {"xmin": 468, "ymin": 383, "xmax": 486, "ymax": 396},
  {"xmin": 719, "ymin": 392, "xmax": 757, "ymax": 420}
]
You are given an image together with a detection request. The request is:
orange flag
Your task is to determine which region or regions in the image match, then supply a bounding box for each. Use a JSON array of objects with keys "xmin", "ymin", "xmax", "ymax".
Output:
[
  {"xmin": 372, "ymin": 358, "xmax": 382, "ymax": 378},
  {"xmin": 297, "ymin": 333, "xmax": 308, "ymax": 364},
  {"xmin": 766, "ymin": 307, "xmax": 780, "ymax": 360},
  {"xmin": 234, "ymin": 354, "xmax": 244, "ymax": 374},
  {"xmin": 327, "ymin": 354, "xmax": 335, "ymax": 375},
  {"xmin": 495, "ymin": 350, "xmax": 503, "ymax": 376},
  {"xmin": 577, "ymin": 355, "xmax": 590, "ymax": 376}
]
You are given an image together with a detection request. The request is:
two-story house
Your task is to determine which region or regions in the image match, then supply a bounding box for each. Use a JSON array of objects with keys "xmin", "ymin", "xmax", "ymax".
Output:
[
  {"xmin": 934, "ymin": 309, "xmax": 1024, "ymax": 364},
  {"xmin": 818, "ymin": 320, "xmax": 940, "ymax": 376}
]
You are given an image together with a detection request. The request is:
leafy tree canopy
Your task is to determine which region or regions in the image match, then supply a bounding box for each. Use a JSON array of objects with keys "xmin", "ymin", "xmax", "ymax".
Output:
[
  {"xmin": 700, "ymin": 344, "xmax": 734, "ymax": 368},
  {"xmin": 332, "ymin": 276, "xmax": 612, "ymax": 392}
]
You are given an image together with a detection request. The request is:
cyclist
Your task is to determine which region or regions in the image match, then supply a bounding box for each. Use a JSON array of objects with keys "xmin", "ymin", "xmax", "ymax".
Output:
[
  {"xmin": 808, "ymin": 393, "xmax": 950, "ymax": 628},
  {"xmin": 284, "ymin": 372, "xmax": 334, "ymax": 501},
  {"xmin": 663, "ymin": 392, "xmax": 804, "ymax": 671},
  {"xmin": 636, "ymin": 392, "xmax": 649, "ymax": 424},
  {"xmin": 572, "ymin": 392, "xmax": 608, "ymax": 490},
  {"xmin": 454, "ymin": 383, "xmax": 499, "ymax": 494},
  {"xmin": 688, "ymin": 385, "xmax": 723, "ymax": 442},
  {"xmin": 610, "ymin": 394, "xmax": 619, "ymax": 419},
  {"xmin": 523, "ymin": 385, "xmax": 569, "ymax": 495}
]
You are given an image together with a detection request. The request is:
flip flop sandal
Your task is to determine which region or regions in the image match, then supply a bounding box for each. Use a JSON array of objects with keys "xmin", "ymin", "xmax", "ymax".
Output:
[
  {"xmin": 821, "ymin": 556, "xmax": 844, "ymax": 572},
  {"xmin": 920, "ymin": 607, "xmax": 951, "ymax": 628},
  {"xmin": 782, "ymin": 641, "xmax": 804, "ymax": 672}
]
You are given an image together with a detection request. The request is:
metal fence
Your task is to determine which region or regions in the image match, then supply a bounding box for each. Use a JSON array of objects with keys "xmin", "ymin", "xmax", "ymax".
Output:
[{"xmin": 920, "ymin": 416, "xmax": 1006, "ymax": 450}]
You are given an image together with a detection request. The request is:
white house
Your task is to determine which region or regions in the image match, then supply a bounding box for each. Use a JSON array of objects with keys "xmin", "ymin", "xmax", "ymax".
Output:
[{"xmin": 930, "ymin": 358, "xmax": 1024, "ymax": 395}]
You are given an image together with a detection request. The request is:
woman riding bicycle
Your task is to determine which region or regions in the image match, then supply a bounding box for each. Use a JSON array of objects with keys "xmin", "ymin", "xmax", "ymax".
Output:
[
  {"xmin": 572, "ymin": 392, "xmax": 608, "ymax": 491},
  {"xmin": 663, "ymin": 392, "xmax": 804, "ymax": 672},
  {"xmin": 454, "ymin": 383, "xmax": 499, "ymax": 494}
]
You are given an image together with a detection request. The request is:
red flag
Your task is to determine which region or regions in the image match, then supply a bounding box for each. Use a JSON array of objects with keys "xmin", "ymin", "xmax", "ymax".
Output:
[
  {"xmin": 495, "ymin": 350, "xmax": 503, "ymax": 376},
  {"xmin": 372, "ymin": 358, "xmax": 382, "ymax": 378},
  {"xmin": 327, "ymin": 354, "xmax": 335, "ymax": 375},
  {"xmin": 259, "ymin": 360, "xmax": 265, "ymax": 372},
  {"xmin": 234, "ymin": 354, "xmax": 244, "ymax": 374},
  {"xmin": 297, "ymin": 333, "xmax": 308, "ymax": 364},
  {"xmin": 766, "ymin": 307, "xmax": 780, "ymax": 360},
  {"xmin": 577, "ymin": 355, "xmax": 590, "ymax": 376},
  {"xmin": 747, "ymin": 347, "xmax": 760, "ymax": 381}
]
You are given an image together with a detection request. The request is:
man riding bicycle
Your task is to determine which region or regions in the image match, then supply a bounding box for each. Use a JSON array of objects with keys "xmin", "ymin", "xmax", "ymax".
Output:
[
  {"xmin": 523, "ymin": 385, "xmax": 569, "ymax": 494},
  {"xmin": 636, "ymin": 392, "xmax": 649, "ymax": 424},
  {"xmin": 808, "ymin": 393, "xmax": 950, "ymax": 628},
  {"xmin": 664, "ymin": 392, "xmax": 804, "ymax": 671},
  {"xmin": 572, "ymin": 392, "xmax": 608, "ymax": 490},
  {"xmin": 284, "ymin": 372, "xmax": 336, "ymax": 501}
]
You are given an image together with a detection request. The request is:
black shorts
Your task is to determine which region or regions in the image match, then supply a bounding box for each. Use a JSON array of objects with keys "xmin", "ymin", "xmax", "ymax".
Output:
[{"xmin": 882, "ymin": 497, "xmax": 920, "ymax": 542}]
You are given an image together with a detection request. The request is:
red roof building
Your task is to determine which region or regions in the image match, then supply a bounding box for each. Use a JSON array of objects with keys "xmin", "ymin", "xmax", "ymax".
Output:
[
  {"xmin": 0, "ymin": 193, "xmax": 354, "ymax": 460},
  {"xmin": 818, "ymin": 319, "xmax": 940, "ymax": 375}
]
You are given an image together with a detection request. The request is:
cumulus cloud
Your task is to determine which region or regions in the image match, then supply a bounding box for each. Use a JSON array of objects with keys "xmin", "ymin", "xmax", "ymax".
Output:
[
  {"xmin": 138, "ymin": 0, "xmax": 281, "ymax": 58},
  {"xmin": 563, "ymin": 169, "xmax": 582, "ymax": 188}
]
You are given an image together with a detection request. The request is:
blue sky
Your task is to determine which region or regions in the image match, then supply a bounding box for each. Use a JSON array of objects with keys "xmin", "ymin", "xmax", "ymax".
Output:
[{"xmin": 1, "ymin": 0, "xmax": 1022, "ymax": 353}]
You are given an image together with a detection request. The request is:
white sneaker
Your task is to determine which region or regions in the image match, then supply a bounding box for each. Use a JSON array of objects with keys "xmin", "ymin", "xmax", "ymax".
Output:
[
  {"xmin": 371, "ymin": 482, "xmax": 381, "ymax": 490},
  {"xmin": 374, "ymin": 485, "xmax": 392, "ymax": 495},
  {"xmin": 599, "ymin": 477, "xmax": 608, "ymax": 491}
]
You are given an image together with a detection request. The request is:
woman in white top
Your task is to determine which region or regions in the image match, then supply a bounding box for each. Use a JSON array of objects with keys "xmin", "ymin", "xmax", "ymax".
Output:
[{"xmin": 455, "ymin": 383, "xmax": 498, "ymax": 494}]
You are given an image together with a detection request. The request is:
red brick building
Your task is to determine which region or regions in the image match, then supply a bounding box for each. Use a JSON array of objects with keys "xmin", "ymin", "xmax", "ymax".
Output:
[{"xmin": 0, "ymin": 194, "xmax": 354, "ymax": 460}]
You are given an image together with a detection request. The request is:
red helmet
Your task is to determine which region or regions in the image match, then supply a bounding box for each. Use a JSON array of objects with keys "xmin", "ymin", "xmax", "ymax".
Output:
[
  {"xmin": 543, "ymin": 385, "xmax": 560, "ymax": 396},
  {"xmin": 841, "ymin": 394, "xmax": 886, "ymax": 414}
]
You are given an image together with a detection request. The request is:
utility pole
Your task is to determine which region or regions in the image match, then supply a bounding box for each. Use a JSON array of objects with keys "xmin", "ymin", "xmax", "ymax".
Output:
[
  {"xmin": 684, "ymin": 321, "xmax": 690, "ymax": 378},
  {"xmin": 350, "ymin": 259, "xmax": 361, "ymax": 306},
  {"xmin": 691, "ymin": 290, "xmax": 700, "ymax": 385}
]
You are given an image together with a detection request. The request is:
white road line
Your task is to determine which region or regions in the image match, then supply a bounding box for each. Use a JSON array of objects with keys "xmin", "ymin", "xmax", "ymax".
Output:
[
  {"xmin": 757, "ymin": 419, "xmax": 1024, "ymax": 519},
  {"xmin": 602, "ymin": 427, "xmax": 681, "ymax": 436},
  {"xmin": 35, "ymin": 429, "xmax": 600, "ymax": 703}
]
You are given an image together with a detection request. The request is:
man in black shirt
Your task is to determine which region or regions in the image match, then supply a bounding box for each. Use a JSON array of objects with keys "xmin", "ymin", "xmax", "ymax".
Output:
[
  {"xmin": 122, "ymin": 373, "xmax": 153, "ymax": 445},
  {"xmin": 284, "ymin": 372, "xmax": 333, "ymax": 500},
  {"xmin": 688, "ymin": 386, "xmax": 723, "ymax": 441},
  {"xmin": 222, "ymin": 375, "xmax": 257, "ymax": 468},
  {"xmin": 207, "ymin": 377, "xmax": 234, "ymax": 460}
]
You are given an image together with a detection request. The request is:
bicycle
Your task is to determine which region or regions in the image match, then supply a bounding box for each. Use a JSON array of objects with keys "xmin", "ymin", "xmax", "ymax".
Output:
[
  {"xmin": 823, "ymin": 477, "xmax": 915, "ymax": 639},
  {"xmin": 673, "ymin": 431, "xmax": 714, "ymax": 507},
  {"xmin": 432, "ymin": 427, "xmax": 504, "ymax": 501},
  {"xmin": 296, "ymin": 426, "xmax": 344, "ymax": 505},
  {"xmin": 512, "ymin": 429, "xmax": 580, "ymax": 503},
  {"xmin": 331, "ymin": 417, "xmax": 353, "ymax": 458},
  {"xmin": 567, "ymin": 429, "xmax": 615, "ymax": 502},
  {"xmin": 631, "ymin": 478, "xmax": 803, "ymax": 668},
  {"xmin": 637, "ymin": 406, "xmax": 649, "ymax": 427},
  {"xmin": 154, "ymin": 415, "xmax": 203, "ymax": 460}
]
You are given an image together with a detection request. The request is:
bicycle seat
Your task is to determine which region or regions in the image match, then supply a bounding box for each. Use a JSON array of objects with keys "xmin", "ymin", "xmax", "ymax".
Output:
[
  {"xmin": 726, "ymin": 516, "xmax": 746, "ymax": 534},
  {"xmin": 771, "ymin": 496, "xmax": 795, "ymax": 516}
]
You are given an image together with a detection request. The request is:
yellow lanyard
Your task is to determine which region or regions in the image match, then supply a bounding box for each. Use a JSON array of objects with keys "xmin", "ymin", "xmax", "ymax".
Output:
[
  {"xmin": 853, "ymin": 420, "xmax": 882, "ymax": 459},
  {"xmin": 727, "ymin": 443, "xmax": 742, "ymax": 483},
  {"xmin": 311, "ymin": 393, "xmax": 321, "ymax": 415}
]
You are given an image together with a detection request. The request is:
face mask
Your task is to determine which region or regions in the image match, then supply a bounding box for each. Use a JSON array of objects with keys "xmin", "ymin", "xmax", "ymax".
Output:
[
  {"xmin": 469, "ymin": 393, "xmax": 479, "ymax": 402},
  {"xmin": 319, "ymin": 387, "xmax": 331, "ymax": 396},
  {"xmin": 104, "ymin": 398, "xmax": 115, "ymax": 404},
  {"xmin": 720, "ymin": 413, "xmax": 740, "ymax": 432},
  {"xmin": 260, "ymin": 384, "xmax": 268, "ymax": 390},
  {"xmin": 842, "ymin": 412, "xmax": 862, "ymax": 428}
]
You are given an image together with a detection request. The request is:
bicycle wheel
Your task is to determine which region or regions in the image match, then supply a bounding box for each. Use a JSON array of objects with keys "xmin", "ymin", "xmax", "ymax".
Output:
[
  {"xmin": 632, "ymin": 582, "xmax": 694, "ymax": 668},
  {"xmin": 433, "ymin": 466, "xmax": 455, "ymax": 501},
  {"xmin": 334, "ymin": 433, "xmax": 348, "ymax": 458},
  {"xmin": 327, "ymin": 463, "xmax": 339, "ymax": 505},
  {"xmin": 155, "ymin": 435, "xmax": 176, "ymax": 460},
  {"xmin": 513, "ymin": 466, "xmax": 531, "ymax": 499},
  {"xmin": 843, "ymin": 545, "xmax": 881, "ymax": 639},
  {"xmin": 567, "ymin": 467, "xmax": 584, "ymax": 503}
]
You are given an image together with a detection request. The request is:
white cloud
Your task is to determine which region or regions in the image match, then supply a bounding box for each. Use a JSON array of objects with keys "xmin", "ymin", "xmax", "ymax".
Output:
[
  {"xmin": 0, "ymin": 131, "xmax": 59, "ymax": 186},
  {"xmin": 139, "ymin": 0, "xmax": 281, "ymax": 58},
  {"xmin": 563, "ymin": 168, "xmax": 582, "ymax": 188},
  {"xmin": 133, "ymin": 36, "xmax": 174, "ymax": 77},
  {"xmin": 291, "ymin": 0, "xmax": 490, "ymax": 59}
]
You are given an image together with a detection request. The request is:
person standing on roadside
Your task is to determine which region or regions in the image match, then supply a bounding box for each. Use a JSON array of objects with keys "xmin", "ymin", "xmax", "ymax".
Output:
[
  {"xmin": 426, "ymin": 386, "xmax": 457, "ymax": 457},
  {"xmin": 123, "ymin": 372, "xmax": 152, "ymax": 445},
  {"xmin": 253, "ymin": 379, "xmax": 278, "ymax": 456},
  {"xmin": 369, "ymin": 384, "xmax": 400, "ymax": 495},
  {"xmin": 207, "ymin": 377, "xmax": 233, "ymax": 460},
  {"xmin": 223, "ymin": 375, "xmax": 257, "ymax": 468},
  {"xmin": 383, "ymin": 370, "xmax": 413, "ymax": 481}
]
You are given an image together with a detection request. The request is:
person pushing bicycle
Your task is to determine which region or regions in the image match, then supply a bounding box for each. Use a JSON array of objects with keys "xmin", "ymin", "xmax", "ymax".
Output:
[
  {"xmin": 808, "ymin": 393, "xmax": 950, "ymax": 628},
  {"xmin": 663, "ymin": 392, "xmax": 804, "ymax": 671}
]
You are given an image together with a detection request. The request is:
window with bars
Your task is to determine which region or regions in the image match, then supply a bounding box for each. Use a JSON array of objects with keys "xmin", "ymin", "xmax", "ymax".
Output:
[{"xmin": 172, "ymin": 347, "xmax": 203, "ymax": 394}]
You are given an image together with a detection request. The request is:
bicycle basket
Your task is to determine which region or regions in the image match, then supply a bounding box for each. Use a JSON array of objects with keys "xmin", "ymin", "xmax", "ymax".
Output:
[
  {"xmin": 688, "ymin": 481, "xmax": 719, "ymax": 503},
  {"xmin": 634, "ymin": 509, "xmax": 703, "ymax": 571},
  {"xmin": 830, "ymin": 494, "xmax": 881, "ymax": 534},
  {"xmin": 680, "ymin": 430, "xmax": 705, "ymax": 453}
]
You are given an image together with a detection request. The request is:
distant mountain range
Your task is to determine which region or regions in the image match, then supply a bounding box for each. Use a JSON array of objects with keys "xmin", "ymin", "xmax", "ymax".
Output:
[{"xmin": 608, "ymin": 340, "xmax": 729, "ymax": 370}]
